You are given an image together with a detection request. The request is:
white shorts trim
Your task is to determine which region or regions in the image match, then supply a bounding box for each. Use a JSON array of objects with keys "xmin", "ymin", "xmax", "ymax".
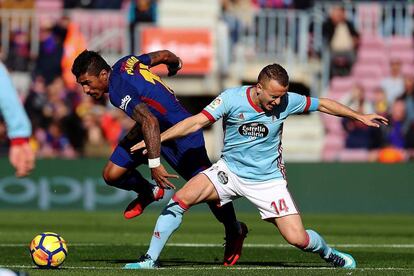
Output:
[{"xmin": 202, "ymin": 159, "xmax": 299, "ymax": 219}]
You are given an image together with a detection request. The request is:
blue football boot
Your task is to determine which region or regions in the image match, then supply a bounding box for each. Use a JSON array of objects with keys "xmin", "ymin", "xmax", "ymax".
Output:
[
  {"xmin": 124, "ymin": 254, "xmax": 159, "ymax": 269},
  {"xmin": 324, "ymin": 249, "xmax": 356, "ymax": 269}
]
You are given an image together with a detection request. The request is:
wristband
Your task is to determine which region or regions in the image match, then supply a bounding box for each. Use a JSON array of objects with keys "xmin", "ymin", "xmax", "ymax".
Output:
[
  {"xmin": 148, "ymin": 157, "xmax": 161, "ymax": 168},
  {"xmin": 10, "ymin": 137, "xmax": 29, "ymax": 146}
]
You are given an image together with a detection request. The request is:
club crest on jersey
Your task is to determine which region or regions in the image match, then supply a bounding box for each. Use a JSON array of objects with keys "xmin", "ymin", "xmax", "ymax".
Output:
[
  {"xmin": 207, "ymin": 97, "xmax": 222, "ymax": 110},
  {"xmin": 217, "ymin": 171, "xmax": 228, "ymax": 185},
  {"xmin": 238, "ymin": 122, "xmax": 269, "ymax": 138},
  {"xmin": 120, "ymin": 95, "xmax": 132, "ymax": 110}
]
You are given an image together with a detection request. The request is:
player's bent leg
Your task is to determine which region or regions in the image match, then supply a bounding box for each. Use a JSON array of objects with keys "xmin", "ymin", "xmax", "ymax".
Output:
[
  {"xmin": 271, "ymin": 215, "xmax": 356, "ymax": 269},
  {"xmin": 175, "ymin": 173, "xmax": 220, "ymax": 206},
  {"xmin": 103, "ymin": 161, "xmax": 165, "ymax": 219},
  {"xmin": 124, "ymin": 174, "xmax": 219, "ymax": 269},
  {"xmin": 102, "ymin": 161, "xmax": 128, "ymax": 187},
  {"xmin": 206, "ymin": 202, "xmax": 248, "ymax": 266},
  {"xmin": 222, "ymin": 221, "xmax": 248, "ymax": 266},
  {"xmin": 123, "ymin": 185, "xmax": 165, "ymax": 219},
  {"xmin": 271, "ymin": 214, "xmax": 308, "ymax": 248}
]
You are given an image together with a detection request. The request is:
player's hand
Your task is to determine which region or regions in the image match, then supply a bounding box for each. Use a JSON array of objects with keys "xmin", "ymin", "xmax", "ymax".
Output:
[
  {"xmin": 360, "ymin": 114, "xmax": 389, "ymax": 128},
  {"xmin": 151, "ymin": 164, "xmax": 178, "ymax": 189},
  {"xmin": 130, "ymin": 140, "xmax": 147, "ymax": 154},
  {"xmin": 9, "ymin": 142, "xmax": 35, "ymax": 177},
  {"xmin": 167, "ymin": 57, "xmax": 182, "ymax": 77}
]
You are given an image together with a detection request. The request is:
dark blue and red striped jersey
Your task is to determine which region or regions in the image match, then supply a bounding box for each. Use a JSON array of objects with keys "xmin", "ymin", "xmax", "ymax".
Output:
[{"xmin": 108, "ymin": 54, "xmax": 191, "ymax": 132}]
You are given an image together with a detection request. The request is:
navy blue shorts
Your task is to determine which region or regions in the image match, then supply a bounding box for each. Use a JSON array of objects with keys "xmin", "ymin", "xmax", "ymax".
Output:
[{"xmin": 110, "ymin": 128, "xmax": 211, "ymax": 181}]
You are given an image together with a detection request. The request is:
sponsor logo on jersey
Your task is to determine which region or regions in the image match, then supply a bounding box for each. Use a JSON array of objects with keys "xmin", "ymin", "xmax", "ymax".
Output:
[
  {"xmin": 120, "ymin": 95, "xmax": 132, "ymax": 110},
  {"xmin": 217, "ymin": 171, "xmax": 228, "ymax": 184},
  {"xmin": 238, "ymin": 122, "xmax": 269, "ymax": 138},
  {"xmin": 207, "ymin": 97, "xmax": 222, "ymax": 110}
]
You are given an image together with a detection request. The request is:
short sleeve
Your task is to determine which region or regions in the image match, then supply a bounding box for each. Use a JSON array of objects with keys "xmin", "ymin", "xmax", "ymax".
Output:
[
  {"xmin": 287, "ymin": 92, "xmax": 319, "ymax": 114},
  {"xmin": 136, "ymin": 54, "xmax": 151, "ymax": 66},
  {"xmin": 201, "ymin": 91, "xmax": 229, "ymax": 122}
]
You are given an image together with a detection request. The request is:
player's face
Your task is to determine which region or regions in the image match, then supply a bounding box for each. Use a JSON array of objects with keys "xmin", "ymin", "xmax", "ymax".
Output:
[
  {"xmin": 77, "ymin": 70, "xmax": 109, "ymax": 99},
  {"xmin": 256, "ymin": 79, "xmax": 288, "ymax": 111}
]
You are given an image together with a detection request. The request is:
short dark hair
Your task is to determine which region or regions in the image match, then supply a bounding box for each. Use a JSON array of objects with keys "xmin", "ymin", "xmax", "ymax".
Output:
[
  {"xmin": 71, "ymin": 50, "xmax": 111, "ymax": 79},
  {"xmin": 258, "ymin": 63, "xmax": 289, "ymax": 87}
]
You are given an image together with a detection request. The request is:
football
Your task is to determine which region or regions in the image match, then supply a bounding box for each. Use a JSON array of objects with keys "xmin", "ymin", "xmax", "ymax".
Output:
[{"xmin": 29, "ymin": 232, "xmax": 68, "ymax": 268}]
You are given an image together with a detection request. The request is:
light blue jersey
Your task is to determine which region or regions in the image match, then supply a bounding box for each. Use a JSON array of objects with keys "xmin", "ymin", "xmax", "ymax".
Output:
[
  {"xmin": 0, "ymin": 62, "xmax": 31, "ymax": 139},
  {"xmin": 202, "ymin": 86, "xmax": 319, "ymax": 182}
]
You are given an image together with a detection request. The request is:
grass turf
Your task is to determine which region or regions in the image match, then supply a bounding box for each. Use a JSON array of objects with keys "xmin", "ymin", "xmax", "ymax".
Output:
[{"xmin": 0, "ymin": 211, "xmax": 413, "ymax": 275}]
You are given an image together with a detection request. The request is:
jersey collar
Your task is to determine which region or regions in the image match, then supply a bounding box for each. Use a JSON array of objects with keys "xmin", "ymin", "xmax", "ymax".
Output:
[{"xmin": 247, "ymin": 86, "xmax": 263, "ymax": 113}]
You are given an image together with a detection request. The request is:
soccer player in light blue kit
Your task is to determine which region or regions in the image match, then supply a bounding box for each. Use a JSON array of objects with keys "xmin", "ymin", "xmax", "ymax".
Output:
[
  {"xmin": 126, "ymin": 63, "xmax": 388, "ymax": 269},
  {"xmin": 0, "ymin": 62, "xmax": 34, "ymax": 177}
]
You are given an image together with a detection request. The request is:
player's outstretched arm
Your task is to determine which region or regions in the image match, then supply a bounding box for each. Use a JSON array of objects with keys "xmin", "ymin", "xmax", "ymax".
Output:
[
  {"xmin": 318, "ymin": 98, "xmax": 388, "ymax": 127},
  {"xmin": 130, "ymin": 112, "xmax": 211, "ymax": 153},
  {"xmin": 146, "ymin": 50, "xmax": 182, "ymax": 76}
]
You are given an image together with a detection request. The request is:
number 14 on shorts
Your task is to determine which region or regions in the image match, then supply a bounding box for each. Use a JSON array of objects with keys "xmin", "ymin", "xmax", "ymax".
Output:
[{"xmin": 271, "ymin": 198, "xmax": 289, "ymax": 215}]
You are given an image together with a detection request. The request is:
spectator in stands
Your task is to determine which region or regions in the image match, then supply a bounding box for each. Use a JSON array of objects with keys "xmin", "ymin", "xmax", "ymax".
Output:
[
  {"xmin": 221, "ymin": 0, "xmax": 256, "ymax": 46},
  {"xmin": 341, "ymin": 85, "xmax": 376, "ymax": 149},
  {"xmin": 24, "ymin": 76, "xmax": 49, "ymax": 130},
  {"xmin": 398, "ymin": 75, "xmax": 414, "ymax": 126},
  {"xmin": 35, "ymin": 120, "xmax": 77, "ymax": 158},
  {"xmin": 371, "ymin": 87, "xmax": 389, "ymax": 117},
  {"xmin": 405, "ymin": 123, "xmax": 414, "ymax": 150},
  {"xmin": 397, "ymin": 76, "xmax": 414, "ymax": 151},
  {"xmin": 100, "ymin": 108, "xmax": 126, "ymax": 150},
  {"xmin": 369, "ymin": 87, "xmax": 389, "ymax": 148},
  {"xmin": 5, "ymin": 30, "xmax": 31, "ymax": 72},
  {"xmin": 33, "ymin": 21, "xmax": 64, "ymax": 85},
  {"xmin": 384, "ymin": 99, "xmax": 409, "ymax": 149},
  {"xmin": 58, "ymin": 16, "xmax": 87, "ymax": 90},
  {"xmin": 380, "ymin": 59, "xmax": 404, "ymax": 105},
  {"xmin": 81, "ymin": 111, "xmax": 112, "ymax": 157},
  {"xmin": 376, "ymin": 89, "xmax": 411, "ymax": 161},
  {"xmin": 322, "ymin": 6, "xmax": 359, "ymax": 78},
  {"xmin": 46, "ymin": 76, "xmax": 85, "ymax": 154},
  {"xmin": 128, "ymin": 0, "xmax": 157, "ymax": 53}
]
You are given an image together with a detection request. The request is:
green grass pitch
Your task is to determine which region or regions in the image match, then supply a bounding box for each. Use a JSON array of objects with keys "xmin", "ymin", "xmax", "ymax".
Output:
[{"xmin": 0, "ymin": 211, "xmax": 413, "ymax": 275}]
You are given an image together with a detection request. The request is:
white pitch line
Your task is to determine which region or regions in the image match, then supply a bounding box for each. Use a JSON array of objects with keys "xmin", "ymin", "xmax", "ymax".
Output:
[
  {"xmin": 1, "ymin": 265, "xmax": 414, "ymax": 271},
  {"xmin": 1, "ymin": 243, "xmax": 414, "ymax": 248}
]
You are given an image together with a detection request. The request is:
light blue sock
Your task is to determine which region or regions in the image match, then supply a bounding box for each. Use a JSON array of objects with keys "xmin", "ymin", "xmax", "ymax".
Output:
[
  {"xmin": 303, "ymin": 229, "xmax": 332, "ymax": 259},
  {"xmin": 146, "ymin": 198, "xmax": 187, "ymax": 260}
]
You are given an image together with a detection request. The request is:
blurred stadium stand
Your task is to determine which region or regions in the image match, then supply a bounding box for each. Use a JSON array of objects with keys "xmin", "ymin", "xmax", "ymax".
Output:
[{"xmin": 0, "ymin": 0, "xmax": 414, "ymax": 162}]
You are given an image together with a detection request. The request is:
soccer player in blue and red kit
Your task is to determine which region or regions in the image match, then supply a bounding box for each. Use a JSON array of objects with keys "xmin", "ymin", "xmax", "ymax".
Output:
[{"xmin": 71, "ymin": 50, "xmax": 247, "ymax": 266}]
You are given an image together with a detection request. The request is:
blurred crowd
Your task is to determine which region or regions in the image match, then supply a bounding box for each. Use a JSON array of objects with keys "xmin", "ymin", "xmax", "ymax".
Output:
[
  {"xmin": 340, "ymin": 61, "xmax": 414, "ymax": 162},
  {"xmin": 319, "ymin": 5, "xmax": 414, "ymax": 161},
  {"xmin": 0, "ymin": 0, "xmax": 413, "ymax": 162},
  {"xmin": 0, "ymin": 0, "xmax": 138, "ymax": 159}
]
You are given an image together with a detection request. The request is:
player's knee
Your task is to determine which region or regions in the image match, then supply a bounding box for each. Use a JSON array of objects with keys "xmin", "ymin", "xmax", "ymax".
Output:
[
  {"xmin": 102, "ymin": 166, "xmax": 120, "ymax": 186},
  {"xmin": 174, "ymin": 190, "xmax": 195, "ymax": 207}
]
